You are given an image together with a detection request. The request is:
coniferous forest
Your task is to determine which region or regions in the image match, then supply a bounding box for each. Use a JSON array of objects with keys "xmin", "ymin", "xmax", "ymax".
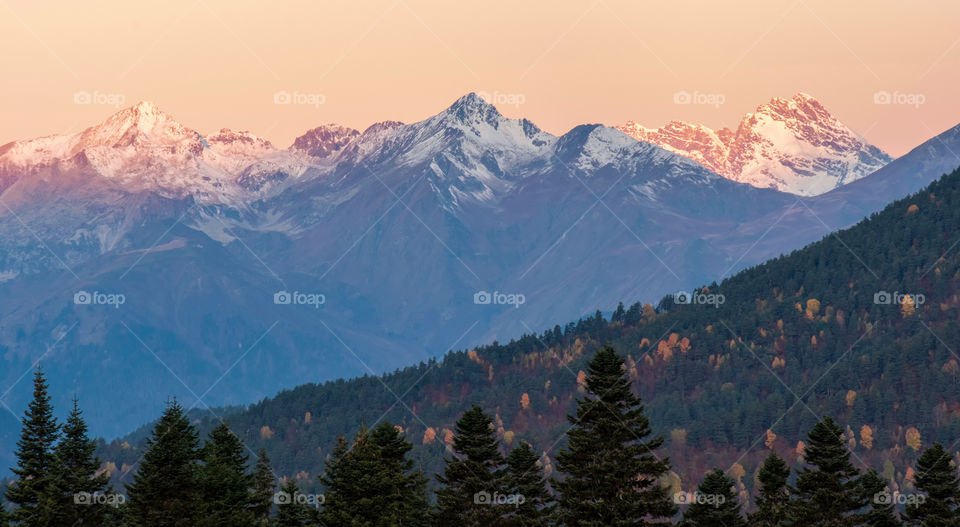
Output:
[
  {"xmin": 6, "ymin": 166, "xmax": 960, "ymax": 524},
  {"xmin": 5, "ymin": 346, "xmax": 960, "ymax": 526}
]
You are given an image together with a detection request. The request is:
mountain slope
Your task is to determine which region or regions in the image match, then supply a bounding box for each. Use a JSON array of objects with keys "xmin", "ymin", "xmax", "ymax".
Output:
[
  {"xmin": 100, "ymin": 164, "xmax": 960, "ymax": 499},
  {"xmin": 618, "ymin": 93, "xmax": 892, "ymax": 196}
]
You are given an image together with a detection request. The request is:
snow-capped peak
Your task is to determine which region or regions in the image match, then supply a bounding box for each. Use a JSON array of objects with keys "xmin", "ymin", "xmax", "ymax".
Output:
[
  {"xmin": 441, "ymin": 92, "xmax": 502, "ymax": 124},
  {"xmin": 0, "ymin": 102, "xmax": 284, "ymax": 202},
  {"xmin": 76, "ymin": 101, "xmax": 201, "ymax": 154},
  {"xmin": 617, "ymin": 93, "xmax": 892, "ymax": 196},
  {"xmin": 389, "ymin": 93, "xmax": 556, "ymax": 171}
]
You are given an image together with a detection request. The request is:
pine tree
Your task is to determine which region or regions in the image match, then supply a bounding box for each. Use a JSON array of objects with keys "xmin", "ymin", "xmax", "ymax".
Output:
[
  {"xmin": 6, "ymin": 369, "xmax": 60, "ymax": 527},
  {"xmin": 369, "ymin": 421, "xmax": 430, "ymax": 526},
  {"xmin": 679, "ymin": 469, "xmax": 746, "ymax": 527},
  {"xmin": 505, "ymin": 441, "xmax": 555, "ymax": 527},
  {"xmin": 249, "ymin": 447, "xmax": 276, "ymax": 526},
  {"xmin": 319, "ymin": 428, "xmax": 387, "ymax": 525},
  {"xmin": 0, "ymin": 500, "xmax": 10, "ymax": 527},
  {"xmin": 786, "ymin": 416, "xmax": 866, "ymax": 526},
  {"xmin": 49, "ymin": 396, "xmax": 110, "ymax": 525},
  {"xmin": 748, "ymin": 452, "xmax": 791, "ymax": 527},
  {"xmin": 434, "ymin": 405, "xmax": 510, "ymax": 526},
  {"xmin": 553, "ymin": 345, "xmax": 675, "ymax": 526},
  {"xmin": 125, "ymin": 399, "xmax": 201, "ymax": 527},
  {"xmin": 274, "ymin": 478, "xmax": 313, "ymax": 527},
  {"xmin": 197, "ymin": 422, "xmax": 255, "ymax": 527},
  {"xmin": 904, "ymin": 442, "xmax": 960, "ymax": 526},
  {"xmin": 859, "ymin": 469, "xmax": 901, "ymax": 527}
]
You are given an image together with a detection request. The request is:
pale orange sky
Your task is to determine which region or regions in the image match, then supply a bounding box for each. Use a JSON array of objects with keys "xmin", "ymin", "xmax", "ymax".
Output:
[{"xmin": 1, "ymin": 0, "xmax": 958, "ymax": 156}]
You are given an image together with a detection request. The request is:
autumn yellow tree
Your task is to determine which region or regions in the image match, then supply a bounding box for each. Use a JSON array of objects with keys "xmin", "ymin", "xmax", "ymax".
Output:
[
  {"xmin": 905, "ymin": 427, "xmax": 922, "ymax": 452},
  {"xmin": 860, "ymin": 425, "xmax": 874, "ymax": 450}
]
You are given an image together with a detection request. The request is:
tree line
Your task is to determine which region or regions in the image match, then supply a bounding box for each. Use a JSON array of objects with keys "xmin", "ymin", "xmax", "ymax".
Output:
[{"xmin": 4, "ymin": 345, "xmax": 960, "ymax": 526}]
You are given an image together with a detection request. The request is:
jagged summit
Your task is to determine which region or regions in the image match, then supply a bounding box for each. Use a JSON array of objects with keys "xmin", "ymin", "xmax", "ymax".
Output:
[
  {"xmin": 618, "ymin": 93, "xmax": 892, "ymax": 196},
  {"xmin": 446, "ymin": 92, "xmax": 496, "ymax": 113},
  {"xmin": 291, "ymin": 124, "xmax": 359, "ymax": 158}
]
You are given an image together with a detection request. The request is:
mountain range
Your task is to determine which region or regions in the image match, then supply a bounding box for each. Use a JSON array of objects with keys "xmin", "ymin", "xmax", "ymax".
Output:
[
  {"xmin": 0, "ymin": 93, "xmax": 957, "ymax": 469},
  {"xmin": 617, "ymin": 93, "xmax": 892, "ymax": 196}
]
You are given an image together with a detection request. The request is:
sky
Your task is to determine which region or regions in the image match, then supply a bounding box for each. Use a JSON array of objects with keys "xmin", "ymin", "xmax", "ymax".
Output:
[{"xmin": 1, "ymin": 0, "xmax": 958, "ymax": 156}]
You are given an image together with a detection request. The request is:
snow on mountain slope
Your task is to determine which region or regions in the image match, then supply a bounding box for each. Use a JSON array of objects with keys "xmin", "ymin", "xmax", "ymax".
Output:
[
  {"xmin": 618, "ymin": 93, "xmax": 892, "ymax": 196},
  {"xmin": 328, "ymin": 93, "xmax": 557, "ymax": 209},
  {"xmin": 617, "ymin": 121, "xmax": 730, "ymax": 176},
  {"xmin": 0, "ymin": 102, "xmax": 326, "ymax": 203}
]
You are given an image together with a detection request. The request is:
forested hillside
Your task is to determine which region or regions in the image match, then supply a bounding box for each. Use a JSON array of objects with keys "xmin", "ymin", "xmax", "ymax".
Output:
[{"xmin": 98, "ymin": 164, "xmax": 960, "ymax": 501}]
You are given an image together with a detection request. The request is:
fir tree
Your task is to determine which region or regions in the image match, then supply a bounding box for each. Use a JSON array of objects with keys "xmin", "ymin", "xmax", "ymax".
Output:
[
  {"xmin": 197, "ymin": 422, "xmax": 255, "ymax": 527},
  {"xmin": 6, "ymin": 369, "xmax": 60, "ymax": 527},
  {"xmin": 434, "ymin": 405, "xmax": 510, "ymax": 526},
  {"xmin": 904, "ymin": 442, "xmax": 960, "ymax": 526},
  {"xmin": 859, "ymin": 469, "xmax": 901, "ymax": 527},
  {"xmin": 249, "ymin": 447, "xmax": 276, "ymax": 526},
  {"xmin": 319, "ymin": 428, "xmax": 387, "ymax": 525},
  {"xmin": 679, "ymin": 469, "xmax": 746, "ymax": 527},
  {"xmin": 274, "ymin": 478, "xmax": 313, "ymax": 527},
  {"xmin": 553, "ymin": 345, "xmax": 675, "ymax": 526},
  {"xmin": 786, "ymin": 416, "xmax": 866, "ymax": 526},
  {"xmin": 0, "ymin": 500, "xmax": 9, "ymax": 527},
  {"xmin": 125, "ymin": 399, "xmax": 201, "ymax": 527},
  {"xmin": 505, "ymin": 441, "xmax": 555, "ymax": 527},
  {"xmin": 748, "ymin": 452, "xmax": 791, "ymax": 527},
  {"xmin": 49, "ymin": 396, "xmax": 110, "ymax": 525},
  {"xmin": 369, "ymin": 421, "xmax": 430, "ymax": 526},
  {"xmin": 319, "ymin": 422, "xmax": 428, "ymax": 525}
]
